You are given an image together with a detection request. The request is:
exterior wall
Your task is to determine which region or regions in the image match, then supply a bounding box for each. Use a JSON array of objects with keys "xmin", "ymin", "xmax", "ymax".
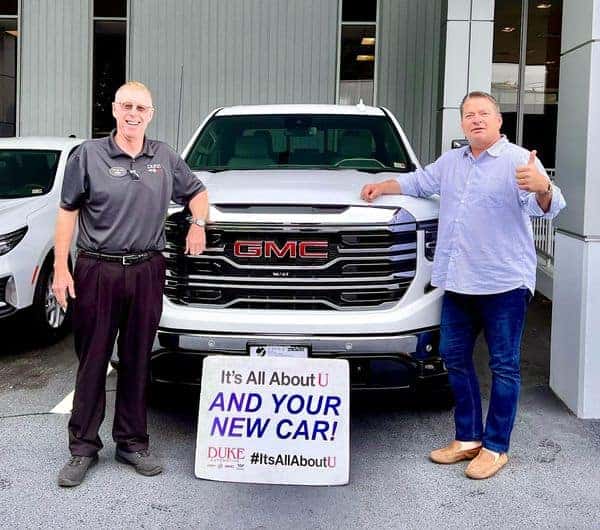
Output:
[
  {"xmin": 129, "ymin": 0, "xmax": 339, "ymax": 150},
  {"xmin": 550, "ymin": 0, "xmax": 600, "ymax": 418},
  {"xmin": 19, "ymin": 0, "xmax": 91, "ymax": 137},
  {"xmin": 439, "ymin": 0, "xmax": 494, "ymax": 154},
  {"xmin": 14, "ymin": 0, "xmax": 446, "ymax": 156},
  {"xmin": 377, "ymin": 0, "xmax": 445, "ymax": 164}
]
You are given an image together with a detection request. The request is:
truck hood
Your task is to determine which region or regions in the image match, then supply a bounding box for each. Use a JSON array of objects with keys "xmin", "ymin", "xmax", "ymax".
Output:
[
  {"xmin": 0, "ymin": 196, "xmax": 47, "ymax": 232},
  {"xmin": 195, "ymin": 169, "xmax": 439, "ymax": 220}
]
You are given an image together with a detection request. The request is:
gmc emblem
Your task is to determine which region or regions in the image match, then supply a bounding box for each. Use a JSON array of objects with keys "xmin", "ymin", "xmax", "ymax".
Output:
[{"xmin": 233, "ymin": 240, "xmax": 328, "ymax": 259}]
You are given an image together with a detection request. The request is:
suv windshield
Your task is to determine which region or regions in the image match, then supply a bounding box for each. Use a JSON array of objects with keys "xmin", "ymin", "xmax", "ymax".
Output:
[
  {"xmin": 186, "ymin": 114, "xmax": 415, "ymax": 172},
  {"xmin": 0, "ymin": 150, "xmax": 61, "ymax": 199}
]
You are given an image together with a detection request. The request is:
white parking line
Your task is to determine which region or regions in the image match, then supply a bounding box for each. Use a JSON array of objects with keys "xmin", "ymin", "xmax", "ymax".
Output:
[{"xmin": 51, "ymin": 365, "xmax": 114, "ymax": 415}]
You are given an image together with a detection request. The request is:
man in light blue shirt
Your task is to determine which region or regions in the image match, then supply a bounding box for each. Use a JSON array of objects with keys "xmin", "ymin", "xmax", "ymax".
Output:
[{"xmin": 361, "ymin": 91, "xmax": 565, "ymax": 479}]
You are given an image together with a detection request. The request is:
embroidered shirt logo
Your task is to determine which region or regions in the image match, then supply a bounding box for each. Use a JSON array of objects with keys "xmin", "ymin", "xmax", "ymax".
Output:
[
  {"xmin": 146, "ymin": 163, "xmax": 163, "ymax": 174},
  {"xmin": 109, "ymin": 166, "xmax": 127, "ymax": 178}
]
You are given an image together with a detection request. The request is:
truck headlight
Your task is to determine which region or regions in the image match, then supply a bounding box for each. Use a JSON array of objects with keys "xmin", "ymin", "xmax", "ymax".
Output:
[
  {"xmin": 0, "ymin": 226, "xmax": 28, "ymax": 256},
  {"xmin": 419, "ymin": 220, "xmax": 437, "ymax": 261}
]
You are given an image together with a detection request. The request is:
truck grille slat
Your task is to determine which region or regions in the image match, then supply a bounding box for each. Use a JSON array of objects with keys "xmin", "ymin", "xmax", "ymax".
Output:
[{"xmin": 164, "ymin": 216, "xmax": 417, "ymax": 311}]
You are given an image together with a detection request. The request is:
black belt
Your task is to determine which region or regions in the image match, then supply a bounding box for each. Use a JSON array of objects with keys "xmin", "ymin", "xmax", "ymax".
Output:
[{"xmin": 78, "ymin": 249, "xmax": 156, "ymax": 266}]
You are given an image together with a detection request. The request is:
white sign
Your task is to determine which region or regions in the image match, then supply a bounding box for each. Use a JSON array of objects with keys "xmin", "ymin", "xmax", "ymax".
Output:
[{"xmin": 195, "ymin": 356, "xmax": 350, "ymax": 485}]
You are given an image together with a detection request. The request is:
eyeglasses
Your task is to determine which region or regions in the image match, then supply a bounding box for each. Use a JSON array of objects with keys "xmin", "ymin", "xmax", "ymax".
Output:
[
  {"xmin": 128, "ymin": 169, "xmax": 141, "ymax": 181},
  {"xmin": 114, "ymin": 101, "xmax": 154, "ymax": 113}
]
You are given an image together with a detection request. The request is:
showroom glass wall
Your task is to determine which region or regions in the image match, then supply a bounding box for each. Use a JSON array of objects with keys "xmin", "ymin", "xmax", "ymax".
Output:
[
  {"xmin": 492, "ymin": 0, "xmax": 562, "ymax": 167},
  {"xmin": 0, "ymin": 0, "xmax": 18, "ymax": 137}
]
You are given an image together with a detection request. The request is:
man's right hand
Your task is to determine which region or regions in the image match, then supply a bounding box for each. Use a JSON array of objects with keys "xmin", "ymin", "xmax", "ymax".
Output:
[
  {"xmin": 52, "ymin": 265, "xmax": 76, "ymax": 310},
  {"xmin": 360, "ymin": 182, "xmax": 383, "ymax": 202}
]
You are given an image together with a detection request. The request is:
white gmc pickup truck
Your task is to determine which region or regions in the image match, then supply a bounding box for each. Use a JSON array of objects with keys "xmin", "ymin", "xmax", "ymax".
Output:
[{"xmin": 154, "ymin": 104, "xmax": 447, "ymax": 395}]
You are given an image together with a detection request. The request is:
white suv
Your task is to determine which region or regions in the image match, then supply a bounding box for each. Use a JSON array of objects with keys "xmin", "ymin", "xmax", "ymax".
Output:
[
  {"xmin": 155, "ymin": 104, "xmax": 446, "ymax": 394},
  {"xmin": 0, "ymin": 137, "xmax": 83, "ymax": 342}
]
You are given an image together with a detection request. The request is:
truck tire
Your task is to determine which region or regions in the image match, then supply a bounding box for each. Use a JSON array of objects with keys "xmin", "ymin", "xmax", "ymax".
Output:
[{"xmin": 416, "ymin": 386, "xmax": 455, "ymax": 411}]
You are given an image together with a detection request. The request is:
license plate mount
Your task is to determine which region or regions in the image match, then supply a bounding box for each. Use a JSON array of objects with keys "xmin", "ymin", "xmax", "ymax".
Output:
[{"xmin": 248, "ymin": 344, "xmax": 309, "ymax": 358}]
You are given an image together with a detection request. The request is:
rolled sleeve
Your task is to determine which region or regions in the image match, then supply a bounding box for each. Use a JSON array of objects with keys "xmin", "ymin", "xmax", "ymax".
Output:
[
  {"xmin": 396, "ymin": 159, "xmax": 442, "ymax": 198},
  {"xmin": 171, "ymin": 155, "xmax": 205, "ymax": 205},
  {"xmin": 60, "ymin": 145, "xmax": 88, "ymax": 211},
  {"xmin": 520, "ymin": 183, "xmax": 566, "ymax": 219}
]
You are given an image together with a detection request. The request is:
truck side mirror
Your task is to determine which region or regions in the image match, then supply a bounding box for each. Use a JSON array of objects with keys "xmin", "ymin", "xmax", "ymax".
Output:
[{"xmin": 451, "ymin": 139, "xmax": 469, "ymax": 149}]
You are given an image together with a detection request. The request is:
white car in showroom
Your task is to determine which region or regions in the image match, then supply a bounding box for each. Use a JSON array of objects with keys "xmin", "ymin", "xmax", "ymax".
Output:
[{"xmin": 0, "ymin": 136, "xmax": 83, "ymax": 342}]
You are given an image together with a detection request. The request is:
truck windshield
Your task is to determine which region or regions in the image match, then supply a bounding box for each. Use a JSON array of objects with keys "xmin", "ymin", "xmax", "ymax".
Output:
[
  {"xmin": 0, "ymin": 150, "xmax": 60, "ymax": 199},
  {"xmin": 186, "ymin": 114, "xmax": 415, "ymax": 172}
]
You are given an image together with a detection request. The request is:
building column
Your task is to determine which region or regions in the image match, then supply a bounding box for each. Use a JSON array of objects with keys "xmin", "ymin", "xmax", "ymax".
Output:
[
  {"xmin": 550, "ymin": 0, "xmax": 600, "ymax": 418},
  {"xmin": 439, "ymin": 0, "xmax": 494, "ymax": 152}
]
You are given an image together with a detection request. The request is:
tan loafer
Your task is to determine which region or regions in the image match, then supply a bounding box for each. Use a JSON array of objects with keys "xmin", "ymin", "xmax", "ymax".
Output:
[
  {"xmin": 465, "ymin": 448, "xmax": 508, "ymax": 479},
  {"xmin": 429, "ymin": 440, "xmax": 481, "ymax": 464}
]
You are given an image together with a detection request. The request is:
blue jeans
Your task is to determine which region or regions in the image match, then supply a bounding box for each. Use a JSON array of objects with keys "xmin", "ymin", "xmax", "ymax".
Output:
[{"xmin": 439, "ymin": 288, "xmax": 531, "ymax": 453}]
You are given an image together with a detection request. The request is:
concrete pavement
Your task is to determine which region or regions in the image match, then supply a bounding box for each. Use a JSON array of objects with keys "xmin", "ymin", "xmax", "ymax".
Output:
[{"xmin": 0, "ymin": 296, "xmax": 599, "ymax": 529}]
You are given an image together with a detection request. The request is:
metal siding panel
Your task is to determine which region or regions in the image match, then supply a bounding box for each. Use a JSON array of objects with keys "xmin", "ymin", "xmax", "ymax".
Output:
[
  {"xmin": 377, "ymin": 0, "xmax": 445, "ymax": 164},
  {"xmin": 20, "ymin": 0, "xmax": 90, "ymax": 137},
  {"xmin": 130, "ymin": 0, "xmax": 337, "ymax": 150}
]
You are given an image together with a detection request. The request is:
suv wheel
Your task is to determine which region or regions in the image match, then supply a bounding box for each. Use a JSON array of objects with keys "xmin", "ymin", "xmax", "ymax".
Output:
[{"xmin": 31, "ymin": 258, "xmax": 72, "ymax": 343}]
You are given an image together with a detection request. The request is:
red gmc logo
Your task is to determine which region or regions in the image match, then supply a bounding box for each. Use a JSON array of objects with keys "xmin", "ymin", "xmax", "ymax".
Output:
[{"xmin": 233, "ymin": 240, "xmax": 328, "ymax": 259}]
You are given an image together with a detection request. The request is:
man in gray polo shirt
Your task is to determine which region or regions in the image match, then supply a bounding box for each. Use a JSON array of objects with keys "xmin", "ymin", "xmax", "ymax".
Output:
[{"xmin": 53, "ymin": 81, "xmax": 208, "ymax": 487}]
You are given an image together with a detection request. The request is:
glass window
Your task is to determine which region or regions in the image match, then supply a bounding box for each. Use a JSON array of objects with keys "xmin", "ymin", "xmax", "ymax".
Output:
[
  {"xmin": 0, "ymin": 18, "xmax": 17, "ymax": 137},
  {"xmin": 522, "ymin": 0, "xmax": 562, "ymax": 167},
  {"xmin": 342, "ymin": 0, "xmax": 376, "ymax": 22},
  {"xmin": 92, "ymin": 20, "xmax": 126, "ymax": 138},
  {"xmin": 0, "ymin": 150, "xmax": 60, "ymax": 198},
  {"xmin": 492, "ymin": 0, "xmax": 562, "ymax": 168},
  {"xmin": 491, "ymin": 0, "xmax": 522, "ymax": 142},
  {"xmin": 186, "ymin": 114, "xmax": 414, "ymax": 173},
  {"xmin": 339, "ymin": 25, "xmax": 376, "ymax": 105},
  {"xmin": 94, "ymin": 0, "xmax": 127, "ymax": 18},
  {"xmin": 338, "ymin": 0, "xmax": 377, "ymax": 106},
  {"xmin": 0, "ymin": 1, "xmax": 17, "ymax": 16}
]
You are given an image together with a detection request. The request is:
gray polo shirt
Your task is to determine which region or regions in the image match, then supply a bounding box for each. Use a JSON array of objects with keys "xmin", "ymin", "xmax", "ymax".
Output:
[{"xmin": 61, "ymin": 131, "xmax": 205, "ymax": 253}]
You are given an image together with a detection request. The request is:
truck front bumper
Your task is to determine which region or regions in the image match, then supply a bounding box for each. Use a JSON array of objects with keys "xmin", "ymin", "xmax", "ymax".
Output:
[{"xmin": 151, "ymin": 327, "xmax": 447, "ymax": 391}]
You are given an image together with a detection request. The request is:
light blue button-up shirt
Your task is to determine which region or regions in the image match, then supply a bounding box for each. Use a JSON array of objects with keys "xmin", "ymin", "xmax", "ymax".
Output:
[{"xmin": 396, "ymin": 136, "xmax": 566, "ymax": 295}]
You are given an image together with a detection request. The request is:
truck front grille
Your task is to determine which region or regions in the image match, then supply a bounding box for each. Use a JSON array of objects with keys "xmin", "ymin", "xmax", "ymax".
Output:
[{"xmin": 163, "ymin": 213, "xmax": 417, "ymax": 311}]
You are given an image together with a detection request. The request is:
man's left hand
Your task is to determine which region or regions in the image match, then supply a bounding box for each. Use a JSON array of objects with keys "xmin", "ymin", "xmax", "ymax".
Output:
[
  {"xmin": 185, "ymin": 224, "xmax": 206, "ymax": 255},
  {"xmin": 515, "ymin": 150, "xmax": 551, "ymax": 193}
]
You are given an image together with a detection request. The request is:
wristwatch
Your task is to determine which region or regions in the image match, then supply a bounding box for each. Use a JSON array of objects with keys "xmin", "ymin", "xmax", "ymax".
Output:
[
  {"xmin": 541, "ymin": 180, "xmax": 553, "ymax": 195},
  {"xmin": 191, "ymin": 217, "xmax": 206, "ymax": 227}
]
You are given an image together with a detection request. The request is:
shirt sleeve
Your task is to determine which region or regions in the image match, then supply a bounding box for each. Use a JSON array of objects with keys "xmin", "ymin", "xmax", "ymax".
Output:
[
  {"xmin": 60, "ymin": 144, "xmax": 88, "ymax": 211},
  {"xmin": 395, "ymin": 158, "xmax": 442, "ymax": 198},
  {"xmin": 171, "ymin": 153, "xmax": 206, "ymax": 205},
  {"xmin": 518, "ymin": 156, "xmax": 567, "ymax": 219}
]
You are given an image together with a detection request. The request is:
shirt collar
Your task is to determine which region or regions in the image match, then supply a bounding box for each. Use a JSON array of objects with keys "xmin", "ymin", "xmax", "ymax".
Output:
[
  {"xmin": 107, "ymin": 129, "xmax": 155, "ymax": 158},
  {"xmin": 462, "ymin": 135, "xmax": 508, "ymax": 159}
]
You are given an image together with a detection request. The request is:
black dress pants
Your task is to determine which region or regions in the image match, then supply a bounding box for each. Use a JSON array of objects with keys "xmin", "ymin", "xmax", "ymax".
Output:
[{"xmin": 68, "ymin": 253, "xmax": 166, "ymax": 456}]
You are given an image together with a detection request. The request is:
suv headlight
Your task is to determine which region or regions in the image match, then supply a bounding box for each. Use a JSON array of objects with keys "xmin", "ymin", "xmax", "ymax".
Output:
[
  {"xmin": 0, "ymin": 226, "xmax": 28, "ymax": 256},
  {"xmin": 419, "ymin": 220, "xmax": 438, "ymax": 261}
]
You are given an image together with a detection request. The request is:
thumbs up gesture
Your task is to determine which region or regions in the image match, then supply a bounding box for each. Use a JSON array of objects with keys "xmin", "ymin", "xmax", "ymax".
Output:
[{"xmin": 515, "ymin": 150, "xmax": 551, "ymax": 193}]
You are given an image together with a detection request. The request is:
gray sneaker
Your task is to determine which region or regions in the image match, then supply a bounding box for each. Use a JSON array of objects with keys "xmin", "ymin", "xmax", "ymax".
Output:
[
  {"xmin": 115, "ymin": 448, "xmax": 163, "ymax": 476},
  {"xmin": 58, "ymin": 455, "xmax": 98, "ymax": 487}
]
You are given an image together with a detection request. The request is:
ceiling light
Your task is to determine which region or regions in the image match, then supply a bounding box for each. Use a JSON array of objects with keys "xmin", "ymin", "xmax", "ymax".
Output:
[
  {"xmin": 536, "ymin": 3, "xmax": 552, "ymax": 8},
  {"xmin": 356, "ymin": 55, "xmax": 375, "ymax": 62},
  {"xmin": 361, "ymin": 37, "xmax": 376, "ymax": 45},
  {"xmin": 501, "ymin": 26, "xmax": 516, "ymax": 33}
]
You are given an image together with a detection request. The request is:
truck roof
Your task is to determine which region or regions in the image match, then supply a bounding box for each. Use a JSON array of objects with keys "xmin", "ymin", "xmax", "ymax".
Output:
[{"xmin": 215, "ymin": 103, "xmax": 385, "ymax": 117}]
